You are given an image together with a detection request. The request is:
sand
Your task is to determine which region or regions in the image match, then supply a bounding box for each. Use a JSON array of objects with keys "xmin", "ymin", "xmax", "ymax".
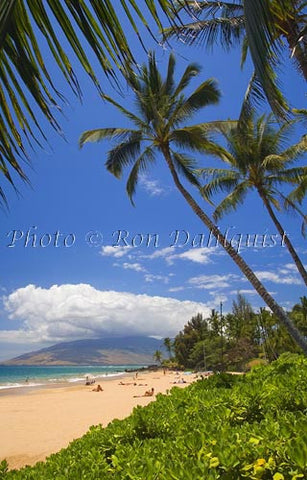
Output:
[{"xmin": 0, "ymin": 370, "xmax": 192, "ymax": 470}]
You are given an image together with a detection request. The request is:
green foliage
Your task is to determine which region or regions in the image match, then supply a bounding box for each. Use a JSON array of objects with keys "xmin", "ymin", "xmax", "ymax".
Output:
[
  {"xmin": 165, "ymin": 1, "xmax": 307, "ymax": 120},
  {"xmin": 173, "ymin": 296, "xmax": 306, "ymax": 371},
  {"xmin": 199, "ymin": 112, "xmax": 307, "ymax": 285},
  {"xmin": 2, "ymin": 354, "xmax": 306, "ymax": 479},
  {"xmin": 0, "ymin": 460, "xmax": 8, "ymax": 479}
]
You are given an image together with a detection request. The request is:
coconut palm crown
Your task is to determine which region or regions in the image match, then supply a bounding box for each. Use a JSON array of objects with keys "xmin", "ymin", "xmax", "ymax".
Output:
[
  {"xmin": 80, "ymin": 53, "xmax": 307, "ymax": 354},
  {"xmin": 200, "ymin": 113, "xmax": 307, "ymax": 284},
  {"xmin": 80, "ymin": 52, "xmax": 223, "ymax": 202}
]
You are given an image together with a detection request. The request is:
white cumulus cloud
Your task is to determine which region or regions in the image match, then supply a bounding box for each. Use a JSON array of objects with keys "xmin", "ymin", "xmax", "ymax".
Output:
[
  {"xmin": 1, "ymin": 284, "xmax": 211, "ymax": 344},
  {"xmin": 142, "ymin": 247, "xmax": 222, "ymax": 265},
  {"xmin": 170, "ymin": 247, "xmax": 220, "ymax": 265},
  {"xmin": 144, "ymin": 274, "xmax": 169, "ymax": 283},
  {"xmin": 117, "ymin": 262, "xmax": 146, "ymax": 272},
  {"xmin": 254, "ymin": 270, "xmax": 302, "ymax": 285},
  {"xmin": 139, "ymin": 175, "xmax": 166, "ymax": 196},
  {"xmin": 229, "ymin": 289, "xmax": 259, "ymax": 296},
  {"xmin": 188, "ymin": 273, "xmax": 241, "ymax": 290},
  {"xmin": 100, "ymin": 246, "xmax": 132, "ymax": 258}
]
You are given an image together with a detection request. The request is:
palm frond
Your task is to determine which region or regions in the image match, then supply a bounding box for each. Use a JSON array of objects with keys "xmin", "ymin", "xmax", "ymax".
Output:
[
  {"xmin": 200, "ymin": 166, "xmax": 239, "ymax": 181},
  {"xmin": 266, "ymin": 170, "xmax": 306, "ymax": 207},
  {"xmin": 164, "ymin": 0, "xmax": 245, "ymax": 49},
  {"xmin": 169, "ymin": 121, "xmax": 238, "ymax": 163},
  {"xmin": 185, "ymin": 1, "xmax": 244, "ymax": 18},
  {"xmin": 262, "ymin": 154, "xmax": 292, "ymax": 171},
  {"xmin": 0, "ymin": 1, "xmax": 18, "ymax": 46},
  {"xmin": 170, "ymin": 126, "xmax": 209, "ymax": 151},
  {"xmin": 212, "ymin": 180, "xmax": 249, "ymax": 220},
  {"xmin": 105, "ymin": 131, "xmax": 142, "ymax": 178},
  {"xmin": 126, "ymin": 145, "xmax": 156, "ymax": 204},
  {"xmin": 0, "ymin": 0, "xmax": 177, "ymax": 205},
  {"xmin": 102, "ymin": 94, "xmax": 148, "ymax": 131},
  {"xmin": 169, "ymin": 79, "xmax": 220, "ymax": 126},
  {"xmin": 260, "ymin": 116, "xmax": 298, "ymax": 154},
  {"xmin": 144, "ymin": 51, "xmax": 164, "ymax": 95},
  {"xmin": 286, "ymin": 168, "xmax": 307, "ymax": 204},
  {"xmin": 201, "ymin": 169, "xmax": 241, "ymax": 203},
  {"xmin": 292, "ymin": 108, "xmax": 307, "ymax": 127},
  {"xmin": 163, "ymin": 52, "xmax": 176, "ymax": 96},
  {"xmin": 165, "ymin": 16, "xmax": 245, "ymax": 49},
  {"xmin": 278, "ymin": 188, "xmax": 307, "ymax": 237},
  {"xmin": 183, "ymin": 78, "xmax": 220, "ymax": 110},
  {"xmin": 238, "ymin": 72, "xmax": 266, "ymax": 127},
  {"xmin": 196, "ymin": 120, "xmax": 238, "ymax": 136},
  {"xmin": 274, "ymin": 134, "xmax": 307, "ymax": 163},
  {"xmin": 79, "ymin": 128, "xmax": 138, "ymax": 147},
  {"xmin": 240, "ymin": 35, "xmax": 249, "ymax": 68},
  {"xmin": 243, "ymin": 0, "xmax": 290, "ymax": 119},
  {"xmin": 174, "ymin": 62, "xmax": 201, "ymax": 96},
  {"xmin": 171, "ymin": 151, "xmax": 201, "ymax": 187}
]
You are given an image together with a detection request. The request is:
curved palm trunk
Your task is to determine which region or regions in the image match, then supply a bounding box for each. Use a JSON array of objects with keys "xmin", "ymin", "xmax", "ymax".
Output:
[
  {"xmin": 162, "ymin": 146, "xmax": 307, "ymax": 355},
  {"xmin": 258, "ymin": 190, "xmax": 307, "ymax": 286}
]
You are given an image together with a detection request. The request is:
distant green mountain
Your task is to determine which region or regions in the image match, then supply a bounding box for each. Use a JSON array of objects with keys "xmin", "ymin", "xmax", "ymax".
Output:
[{"xmin": 3, "ymin": 336, "xmax": 164, "ymax": 366}]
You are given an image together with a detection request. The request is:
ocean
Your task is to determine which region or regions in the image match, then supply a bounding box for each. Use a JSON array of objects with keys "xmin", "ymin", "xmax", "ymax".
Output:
[{"xmin": 0, "ymin": 365, "xmax": 144, "ymax": 391}]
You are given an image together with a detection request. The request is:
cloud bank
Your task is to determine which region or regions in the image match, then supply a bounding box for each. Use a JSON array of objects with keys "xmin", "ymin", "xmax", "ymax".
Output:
[{"xmin": 1, "ymin": 284, "xmax": 211, "ymax": 345}]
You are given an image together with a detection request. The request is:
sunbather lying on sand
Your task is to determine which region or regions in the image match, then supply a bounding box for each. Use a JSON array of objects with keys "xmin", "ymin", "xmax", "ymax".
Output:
[
  {"xmin": 133, "ymin": 387, "xmax": 154, "ymax": 398},
  {"xmin": 119, "ymin": 381, "xmax": 137, "ymax": 386}
]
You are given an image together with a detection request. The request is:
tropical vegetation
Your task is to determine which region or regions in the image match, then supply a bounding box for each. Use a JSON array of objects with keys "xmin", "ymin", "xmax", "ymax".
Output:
[
  {"xmin": 199, "ymin": 112, "xmax": 307, "ymax": 285},
  {"xmin": 1, "ymin": 1, "xmax": 306, "ymax": 204},
  {"xmin": 1, "ymin": 353, "xmax": 306, "ymax": 479},
  {"xmin": 169, "ymin": 295, "xmax": 307, "ymax": 371},
  {"xmin": 80, "ymin": 52, "xmax": 307, "ymax": 354},
  {"xmin": 165, "ymin": 0, "xmax": 307, "ymax": 119}
]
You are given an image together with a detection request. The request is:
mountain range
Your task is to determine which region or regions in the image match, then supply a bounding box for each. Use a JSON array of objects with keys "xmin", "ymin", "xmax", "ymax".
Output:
[{"xmin": 3, "ymin": 336, "xmax": 164, "ymax": 366}]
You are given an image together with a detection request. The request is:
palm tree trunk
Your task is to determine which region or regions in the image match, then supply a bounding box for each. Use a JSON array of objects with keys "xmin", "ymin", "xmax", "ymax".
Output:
[
  {"xmin": 258, "ymin": 190, "xmax": 307, "ymax": 286},
  {"xmin": 162, "ymin": 146, "xmax": 307, "ymax": 355}
]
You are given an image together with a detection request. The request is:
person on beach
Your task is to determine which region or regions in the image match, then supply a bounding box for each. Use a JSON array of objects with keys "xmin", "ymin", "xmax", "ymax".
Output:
[
  {"xmin": 92, "ymin": 384, "xmax": 103, "ymax": 392},
  {"xmin": 133, "ymin": 387, "xmax": 154, "ymax": 398},
  {"xmin": 144, "ymin": 387, "xmax": 154, "ymax": 396}
]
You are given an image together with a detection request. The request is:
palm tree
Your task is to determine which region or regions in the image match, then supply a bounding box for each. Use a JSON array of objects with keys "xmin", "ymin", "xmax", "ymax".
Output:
[
  {"xmin": 164, "ymin": 0, "xmax": 307, "ymax": 119},
  {"xmin": 153, "ymin": 349, "xmax": 163, "ymax": 365},
  {"xmin": 2, "ymin": 1, "xmax": 304, "ymax": 204},
  {"xmin": 200, "ymin": 112, "xmax": 307, "ymax": 285},
  {"xmin": 163, "ymin": 337, "xmax": 173, "ymax": 359},
  {"xmin": 79, "ymin": 52, "xmax": 307, "ymax": 354},
  {"xmin": 0, "ymin": 0, "xmax": 179, "ymax": 205}
]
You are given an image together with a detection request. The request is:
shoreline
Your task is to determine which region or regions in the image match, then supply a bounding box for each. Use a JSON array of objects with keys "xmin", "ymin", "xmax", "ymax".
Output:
[
  {"xmin": 0, "ymin": 364, "xmax": 143, "ymax": 392},
  {"xmin": 0, "ymin": 369, "xmax": 193, "ymax": 470},
  {"xmin": 0, "ymin": 371, "xmax": 129, "ymax": 396}
]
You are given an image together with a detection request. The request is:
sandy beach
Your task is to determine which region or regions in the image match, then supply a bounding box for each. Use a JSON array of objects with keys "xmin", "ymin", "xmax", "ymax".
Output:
[{"xmin": 0, "ymin": 370, "xmax": 192, "ymax": 470}]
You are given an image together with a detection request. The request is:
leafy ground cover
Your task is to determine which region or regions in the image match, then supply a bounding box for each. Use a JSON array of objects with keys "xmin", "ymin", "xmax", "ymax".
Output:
[{"xmin": 1, "ymin": 353, "xmax": 306, "ymax": 480}]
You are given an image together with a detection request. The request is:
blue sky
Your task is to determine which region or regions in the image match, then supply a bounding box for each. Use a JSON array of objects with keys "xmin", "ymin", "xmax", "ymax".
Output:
[{"xmin": 0, "ymin": 6, "xmax": 306, "ymax": 361}]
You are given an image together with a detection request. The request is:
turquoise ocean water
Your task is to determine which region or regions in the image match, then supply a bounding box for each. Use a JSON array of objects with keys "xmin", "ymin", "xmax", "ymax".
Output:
[{"xmin": 0, "ymin": 365, "xmax": 144, "ymax": 391}]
